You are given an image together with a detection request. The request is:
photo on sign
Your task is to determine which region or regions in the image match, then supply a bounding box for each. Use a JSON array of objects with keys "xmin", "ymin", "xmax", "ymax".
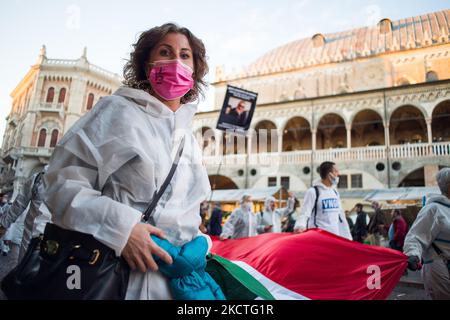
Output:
[{"xmin": 216, "ymin": 85, "xmax": 258, "ymax": 135}]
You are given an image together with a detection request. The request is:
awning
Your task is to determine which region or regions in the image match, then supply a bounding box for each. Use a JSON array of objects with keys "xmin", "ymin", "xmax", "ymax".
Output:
[
  {"xmin": 209, "ymin": 186, "xmax": 287, "ymax": 202},
  {"xmin": 294, "ymin": 189, "xmax": 373, "ymax": 199},
  {"xmin": 364, "ymin": 187, "xmax": 440, "ymax": 202}
]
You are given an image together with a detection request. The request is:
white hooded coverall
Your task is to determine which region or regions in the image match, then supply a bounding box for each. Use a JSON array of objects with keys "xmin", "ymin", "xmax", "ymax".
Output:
[
  {"xmin": 44, "ymin": 86, "xmax": 212, "ymax": 300},
  {"xmin": 404, "ymin": 194, "xmax": 450, "ymax": 299},
  {"xmin": 220, "ymin": 204, "xmax": 260, "ymax": 239},
  {"xmin": 258, "ymin": 196, "xmax": 292, "ymax": 233}
]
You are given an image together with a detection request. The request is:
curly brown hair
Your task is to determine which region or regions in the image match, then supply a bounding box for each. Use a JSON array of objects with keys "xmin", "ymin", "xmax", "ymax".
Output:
[{"xmin": 123, "ymin": 23, "xmax": 208, "ymax": 104}]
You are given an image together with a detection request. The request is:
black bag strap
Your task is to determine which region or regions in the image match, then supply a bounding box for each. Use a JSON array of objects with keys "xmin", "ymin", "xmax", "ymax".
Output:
[
  {"xmin": 331, "ymin": 189, "xmax": 343, "ymax": 223},
  {"xmin": 312, "ymin": 186, "xmax": 320, "ymax": 228},
  {"xmin": 428, "ymin": 201, "xmax": 450, "ymax": 262},
  {"xmin": 142, "ymin": 135, "xmax": 186, "ymax": 223},
  {"xmin": 434, "ymin": 201, "xmax": 450, "ymax": 209},
  {"xmin": 432, "ymin": 242, "xmax": 443, "ymax": 256},
  {"xmin": 432, "ymin": 242, "xmax": 449, "ymax": 263}
]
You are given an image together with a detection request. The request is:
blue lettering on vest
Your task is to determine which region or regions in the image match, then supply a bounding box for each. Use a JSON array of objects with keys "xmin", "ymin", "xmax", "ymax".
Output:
[{"xmin": 322, "ymin": 198, "xmax": 339, "ymax": 210}]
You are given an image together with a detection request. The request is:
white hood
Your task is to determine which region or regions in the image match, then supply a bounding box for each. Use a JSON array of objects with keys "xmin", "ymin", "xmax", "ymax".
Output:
[
  {"xmin": 426, "ymin": 193, "xmax": 450, "ymax": 206},
  {"xmin": 114, "ymin": 86, "xmax": 198, "ymax": 128},
  {"xmin": 264, "ymin": 196, "xmax": 276, "ymax": 212}
]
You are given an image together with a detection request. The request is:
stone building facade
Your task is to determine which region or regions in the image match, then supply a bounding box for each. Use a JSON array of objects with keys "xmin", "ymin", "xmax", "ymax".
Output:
[
  {"xmin": 1, "ymin": 10, "xmax": 449, "ymax": 196},
  {"xmin": 193, "ymin": 10, "xmax": 450, "ymax": 191},
  {"xmin": 0, "ymin": 46, "xmax": 121, "ymax": 196}
]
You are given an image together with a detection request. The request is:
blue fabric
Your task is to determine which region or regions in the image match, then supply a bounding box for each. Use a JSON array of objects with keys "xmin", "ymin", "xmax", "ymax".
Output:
[
  {"xmin": 151, "ymin": 235, "xmax": 226, "ymax": 300},
  {"xmin": 388, "ymin": 223, "xmax": 394, "ymax": 242}
]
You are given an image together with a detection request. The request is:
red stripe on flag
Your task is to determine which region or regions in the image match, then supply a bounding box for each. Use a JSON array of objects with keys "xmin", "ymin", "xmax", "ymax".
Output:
[{"xmin": 211, "ymin": 229, "xmax": 407, "ymax": 300}]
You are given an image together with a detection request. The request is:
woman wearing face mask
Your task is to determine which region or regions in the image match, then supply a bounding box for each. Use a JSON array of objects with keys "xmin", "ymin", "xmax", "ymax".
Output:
[
  {"xmin": 44, "ymin": 23, "xmax": 212, "ymax": 299},
  {"xmin": 294, "ymin": 161, "xmax": 352, "ymax": 240},
  {"xmin": 220, "ymin": 195, "xmax": 260, "ymax": 240}
]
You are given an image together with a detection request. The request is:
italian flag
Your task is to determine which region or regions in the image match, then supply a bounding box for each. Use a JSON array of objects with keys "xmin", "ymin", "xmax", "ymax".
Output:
[{"xmin": 210, "ymin": 229, "xmax": 407, "ymax": 300}]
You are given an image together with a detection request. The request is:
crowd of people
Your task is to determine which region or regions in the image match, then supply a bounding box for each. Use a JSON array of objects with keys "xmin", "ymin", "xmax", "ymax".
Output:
[
  {"xmin": 0, "ymin": 166, "xmax": 49, "ymax": 265},
  {"xmin": 199, "ymin": 162, "xmax": 408, "ymax": 249},
  {"xmin": 1, "ymin": 161, "xmax": 448, "ymax": 299},
  {"xmin": 198, "ymin": 192, "xmax": 299, "ymax": 239},
  {"xmin": 197, "ymin": 162, "xmax": 450, "ymax": 300}
]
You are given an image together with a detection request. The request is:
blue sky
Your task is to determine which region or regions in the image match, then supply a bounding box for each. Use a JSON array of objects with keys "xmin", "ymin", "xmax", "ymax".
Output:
[{"xmin": 0, "ymin": 0, "xmax": 448, "ymax": 142}]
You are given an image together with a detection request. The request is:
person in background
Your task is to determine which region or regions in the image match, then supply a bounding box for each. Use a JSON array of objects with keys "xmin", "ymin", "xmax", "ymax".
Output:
[
  {"xmin": 345, "ymin": 210, "xmax": 355, "ymax": 239},
  {"xmin": 0, "ymin": 194, "xmax": 7, "ymax": 232},
  {"xmin": 0, "ymin": 193, "xmax": 12, "ymax": 256},
  {"xmin": 258, "ymin": 196, "xmax": 292, "ymax": 234},
  {"xmin": 220, "ymin": 195, "xmax": 259, "ymax": 240},
  {"xmin": 208, "ymin": 202, "xmax": 223, "ymax": 236},
  {"xmin": 404, "ymin": 168, "xmax": 450, "ymax": 300},
  {"xmin": 1, "ymin": 213, "xmax": 24, "ymax": 265},
  {"xmin": 283, "ymin": 192, "xmax": 299, "ymax": 232},
  {"xmin": 387, "ymin": 209, "xmax": 408, "ymax": 252},
  {"xmin": 199, "ymin": 200, "xmax": 209, "ymax": 234},
  {"xmin": 367, "ymin": 201, "xmax": 386, "ymax": 246},
  {"xmin": 0, "ymin": 166, "xmax": 50, "ymax": 263},
  {"xmin": 0, "ymin": 194, "xmax": 10, "ymax": 211},
  {"xmin": 353, "ymin": 203, "xmax": 368, "ymax": 243},
  {"xmin": 293, "ymin": 161, "xmax": 352, "ymax": 240}
]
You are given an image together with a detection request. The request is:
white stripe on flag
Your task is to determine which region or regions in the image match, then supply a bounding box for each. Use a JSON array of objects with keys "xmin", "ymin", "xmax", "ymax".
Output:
[{"xmin": 231, "ymin": 260, "xmax": 310, "ymax": 300}]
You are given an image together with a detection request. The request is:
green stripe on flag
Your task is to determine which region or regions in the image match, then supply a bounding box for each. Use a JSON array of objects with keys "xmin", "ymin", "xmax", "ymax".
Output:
[{"xmin": 206, "ymin": 254, "xmax": 275, "ymax": 300}]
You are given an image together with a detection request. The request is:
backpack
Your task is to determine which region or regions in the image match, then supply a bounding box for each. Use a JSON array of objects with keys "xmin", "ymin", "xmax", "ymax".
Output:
[{"xmin": 307, "ymin": 186, "xmax": 342, "ymax": 230}]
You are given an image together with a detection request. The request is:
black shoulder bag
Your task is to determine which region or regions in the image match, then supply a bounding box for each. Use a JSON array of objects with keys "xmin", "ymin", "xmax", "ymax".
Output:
[{"xmin": 1, "ymin": 136, "xmax": 185, "ymax": 300}]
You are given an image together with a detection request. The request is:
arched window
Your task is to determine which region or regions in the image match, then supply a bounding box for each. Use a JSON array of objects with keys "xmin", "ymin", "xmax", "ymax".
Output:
[
  {"xmin": 312, "ymin": 33, "xmax": 326, "ymax": 48},
  {"xmin": 390, "ymin": 105, "xmax": 428, "ymax": 145},
  {"xmin": 282, "ymin": 117, "xmax": 312, "ymax": 151},
  {"xmin": 378, "ymin": 18, "xmax": 393, "ymax": 34},
  {"xmin": 426, "ymin": 71, "xmax": 439, "ymax": 82},
  {"xmin": 58, "ymin": 88, "xmax": 66, "ymax": 103},
  {"xmin": 37, "ymin": 129, "xmax": 47, "ymax": 147},
  {"xmin": 50, "ymin": 129, "xmax": 59, "ymax": 147},
  {"xmin": 317, "ymin": 113, "xmax": 347, "ymax": 149},
  {"xmin": 46, "ymin": 87, "xmax": 55, "ymax": 103},
  {"xmin": 86, "ymin": 93, "xmax": 94, "ymax": 110}
]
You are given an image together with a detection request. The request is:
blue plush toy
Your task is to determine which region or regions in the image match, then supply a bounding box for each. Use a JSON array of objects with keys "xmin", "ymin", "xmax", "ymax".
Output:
[{"xmin": 150, "ymin": 235, "xmax": 225, "ymax": 300}]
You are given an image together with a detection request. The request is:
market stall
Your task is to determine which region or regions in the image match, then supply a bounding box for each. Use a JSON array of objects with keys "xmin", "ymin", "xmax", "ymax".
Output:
[
  {"xmin": 363, "ymin": 186, "xmax": 441, "ymax": 226},
  {"xmin": 208, "ymin": 186, "xmax": 289, "ymax": 216}
]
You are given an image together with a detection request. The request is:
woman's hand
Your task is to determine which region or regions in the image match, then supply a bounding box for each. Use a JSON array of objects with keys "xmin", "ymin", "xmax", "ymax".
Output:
[{"xmin": 122, "ymin": 223, "xmax": 173, "ymax": 273}]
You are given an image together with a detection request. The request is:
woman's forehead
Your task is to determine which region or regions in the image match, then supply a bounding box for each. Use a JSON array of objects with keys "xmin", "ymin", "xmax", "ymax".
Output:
[{"xmin": 158, "ymin": 32, "xmax": 192, "ymax": 51}]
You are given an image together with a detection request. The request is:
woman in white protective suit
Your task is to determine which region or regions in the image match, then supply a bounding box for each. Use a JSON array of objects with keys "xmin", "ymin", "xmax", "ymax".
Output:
[
  {"xmin": 220, "ymin": 195, "xmax": 260, "ymax": 240},
  {"xmin": 43, "ymin": 23, "xmax": 212, "ymax": 299},
  {"xmin": 257, "ymin": 196, "xmax": 293, "ymax": 234},
  {"xmin": 404, "ymin": 167, "xmax": 450, "ymax": 300}
]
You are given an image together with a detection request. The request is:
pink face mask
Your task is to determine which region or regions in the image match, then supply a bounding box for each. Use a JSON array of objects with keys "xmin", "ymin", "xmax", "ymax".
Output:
[{"xmin": 148, "ymin": 59, "xmax": 194, "ymax": 101}]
